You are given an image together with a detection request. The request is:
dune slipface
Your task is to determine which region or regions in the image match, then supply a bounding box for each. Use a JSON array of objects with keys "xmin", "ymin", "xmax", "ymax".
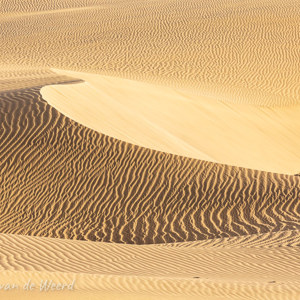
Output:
[
  {"xmin": 0, "ymin": 82, "xmax": 299, "ymax": 244},
  {"xmin": 1, "ymin": 0, "xmax": 300, "ymax": 299},
  {"xmin": 41, "ymin": 69, "xmax": 300, "ymax": 174}
]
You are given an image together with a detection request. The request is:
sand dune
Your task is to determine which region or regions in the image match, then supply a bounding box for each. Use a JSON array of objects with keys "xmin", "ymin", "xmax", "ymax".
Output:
[
  {"xmin": 0, "ymin": 231, "xmax": 299, "ymax": 299},
  {"xmin": 42, "ymin": 69, "xmax": 300, "ymax": 174},
  {"xmin": 1, "ymin": 230, "xmax": 300, "ymax": 276},
  {"xmin": 1, "ymin": 0, "xmax": 300, "ymax": 106},
  {"xmin": 1, "ymin": 83, "xmax": 300, "ymax": 244},
  {"xmin": 1, "ymin": 0, "xmax": 300, "ymax": 299}
]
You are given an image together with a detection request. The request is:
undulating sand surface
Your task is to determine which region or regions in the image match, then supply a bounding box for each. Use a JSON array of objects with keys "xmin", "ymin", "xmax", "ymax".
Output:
[
  {"xmin": 0, "ymin": 231, "xmax": 299, "ymax": 299},
  {"xmin": 1, "ymin": 0, "xmax": 300, "ymax": 299},
  {"xmin": 0, "ymin": 76, "xmax": 300, "ymax": 298},
  {"xmin": 1, "ymin": 84, "xmax": 300, "ymax": 243},
  {"xmin": 0, "ymin": 67, "xmax": 82, "ymax": 92},
  {"xmin": 1, "ymin": 0, "xmax": 300, "ymax": 106},
  {"xmin": 42, "ymin": 69, "xmax": 300, "ymax": 174}
]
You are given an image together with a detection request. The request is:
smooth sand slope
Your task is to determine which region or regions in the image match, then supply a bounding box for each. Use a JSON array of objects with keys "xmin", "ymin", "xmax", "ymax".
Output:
[
  {"xmin": 1, "ymin": 83, "xmax": 300, "ymax": 244},
  {"xmin": 1, "ymin": 0, "xmax": 300, "ymax": 106},
  {"xmin": 0, "ymin": 231, "xmax": 299, "ymax": 300},
  {"xmin": 42, "ymin": 69, "xmax": 300, "ymax": 174}
]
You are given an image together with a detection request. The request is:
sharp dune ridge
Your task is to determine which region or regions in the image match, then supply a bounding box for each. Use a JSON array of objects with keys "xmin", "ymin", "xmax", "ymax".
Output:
[
  {"xmin": 41, "ymin": 69, "xmax": 300, "ymax": 174},
  {"xmin": 0, "ymin": 82, "xmax": 299, "ymax": 244},
  {"xmin": 0, "ymin": 68, "xmax": 83, "ymax": 92}
]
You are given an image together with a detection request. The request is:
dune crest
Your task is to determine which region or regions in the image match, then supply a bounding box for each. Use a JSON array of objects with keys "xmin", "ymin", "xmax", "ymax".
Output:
[
  {"xmin": 41, "ymin": 69, "xmax": 300, "ymax": 174},
  {"xmin": 1, "ymin": 0, "xmax": 300, "ymax": 298},
  {"xmin": 1, "ymin": 83, "xmax": 300, "ymax": 245}
]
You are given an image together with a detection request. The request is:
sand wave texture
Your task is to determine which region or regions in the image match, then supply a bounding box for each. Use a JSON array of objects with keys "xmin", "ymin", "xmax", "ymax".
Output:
[
  {"xmin": 1, "ymin": 0, "xmax": 300, "ymax": 298},
  {"xmin": 41, "ymin": 69, "xmax": 300, "ymax": 174},
  {"xmin": 0, "ymin": 230, "xmax": 299, "ymax": 300},
  {"xmin": 1, "ymin": 82, "xmax": 300, "ymax": 244},
  {"xmin": 1, "ymin": 0, "xmax": 300, "ymax": 105}
]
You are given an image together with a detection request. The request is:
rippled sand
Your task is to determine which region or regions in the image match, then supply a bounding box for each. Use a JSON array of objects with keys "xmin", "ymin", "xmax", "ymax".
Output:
[
  {"xmin": 2, "ymin": 0, "xmax": 300, "ymax": 105},
  {"xmin": 0, "ymin": 231, "xmax": 300, "ymax": 299},
  {"xmin": 1, "ymin": 0, "xmax": 300, "ymax": 299}
]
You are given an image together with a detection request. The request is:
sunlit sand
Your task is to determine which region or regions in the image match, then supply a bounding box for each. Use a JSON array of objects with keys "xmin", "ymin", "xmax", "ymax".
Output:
[{"xmin": 42, "ymin": 69, "xmax": 300, "ymax": 174}]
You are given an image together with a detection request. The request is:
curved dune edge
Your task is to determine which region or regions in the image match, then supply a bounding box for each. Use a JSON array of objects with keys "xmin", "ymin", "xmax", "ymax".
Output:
[
  {"xmin": 0, "ymin": 66, "xmax": 83, "ymax": 92},
  {"xmin": 41, "ymin": 69, "xmax": 300, "ymax": 175},
  {"xmin": 1, "ymin": 83, "xmax": 300, "ymax": 244},
  {"xmin": 0, "ymin": 231, "xmax": 299, "ymax": 299},
  {"xmin": 1, "ymin": 0, "xmax": 300, "ymax": 297}
]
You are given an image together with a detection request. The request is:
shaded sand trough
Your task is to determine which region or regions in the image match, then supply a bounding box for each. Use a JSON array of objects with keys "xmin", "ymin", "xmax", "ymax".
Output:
[{"xmin": 0, "ymin": 74, "xmax": 300, "ymax": 299}]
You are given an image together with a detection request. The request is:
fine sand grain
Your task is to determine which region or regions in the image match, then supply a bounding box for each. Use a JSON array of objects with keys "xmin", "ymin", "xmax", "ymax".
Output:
[
  {"xmin": 0, "ymin": 231, "xmax": 299, "ymax": 299},
  {"xmin": 1, "ymin": 0, "xmax": 300, "ymax": 106}
]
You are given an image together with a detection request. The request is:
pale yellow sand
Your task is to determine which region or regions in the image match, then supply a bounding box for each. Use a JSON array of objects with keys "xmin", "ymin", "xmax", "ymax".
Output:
[
  {"xmin": 0, "ymin": 231, "xmax": 299, "ymax": 300},
  {"xmin": 42, "ymin": 69, "xmax": 300, "ymax": 174}
]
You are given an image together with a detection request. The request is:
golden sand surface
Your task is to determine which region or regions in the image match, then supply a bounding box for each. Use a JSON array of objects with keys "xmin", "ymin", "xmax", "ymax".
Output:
[
  {"xmin": 1, "ymin": 0, "xmax": 300, "ymax": 299},
  {"xmin": 1, "ymin": 84, "xmax": 300, "ymax": 243},
  {"xmin": 42, "ymin": 69, "xmax": 300, "ymax": 174},
  {"xmin": 0, "ymin": 79, "xmax": 300, "ymax": 299},
  {"xmin": 0, "ymin": 66, "xmax": 81, "ymax": 89}
]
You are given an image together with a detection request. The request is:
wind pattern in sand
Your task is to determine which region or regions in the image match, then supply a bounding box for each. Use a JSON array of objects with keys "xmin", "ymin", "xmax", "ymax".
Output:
[
  {"xmin": 0, "ymin": 83, "xmax": 299, "ymax": 244},
  {"xmin": 1, "ymin": 0, "xmax": 300, "ymax": 106},
  {"xmin": 1, "ymin": 0, "xmax": 300, "ymax": 299}
]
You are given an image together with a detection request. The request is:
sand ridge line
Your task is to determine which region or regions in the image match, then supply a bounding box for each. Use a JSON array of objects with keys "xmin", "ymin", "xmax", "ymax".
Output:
[
  {"xmin": 41, "ymin": 69, "xmax": 300, "ymax": 174},
  {"xmin": 1, "ymin": 84, "xmax": 299, "ymax": 244}
]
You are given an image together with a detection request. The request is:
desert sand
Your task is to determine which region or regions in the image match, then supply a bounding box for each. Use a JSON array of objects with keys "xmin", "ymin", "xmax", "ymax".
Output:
[
  {"xmin": 0, "ymin": 231, "xmax": 300, "ymax": 300},
  {"xmin": 1, "ymin": 0, "xmax": 300, "ymax": 106},
  {"xmin": 1, "ymin": 0, "xmax": 300, "ymax": 299},
  {"xmin": 0, "ymin": 231, "xmax": 300, "ymax": 299},
  {"xmin": 42, "ymin": 69, "xmax": 300, "ymax": 174}
]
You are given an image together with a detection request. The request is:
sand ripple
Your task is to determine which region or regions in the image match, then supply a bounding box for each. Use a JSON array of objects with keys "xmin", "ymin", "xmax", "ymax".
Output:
[
  {"xmin": 0, "ymin": 84, "xmax": 299, "ymax": 244},
  {"xmin": 1, "ymin": 0, "xmax": 300, "ymax": 106},
  {"xmin": 0, "ymin": 231, "xmax": 299, "ymax": 299}
]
